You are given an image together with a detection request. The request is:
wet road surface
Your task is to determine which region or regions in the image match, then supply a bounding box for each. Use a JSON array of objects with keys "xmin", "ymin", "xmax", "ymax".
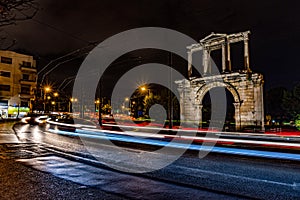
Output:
[
  {"xmin": 1, "ymin": 122, "xmax": 244, "ymax": 199},
  {"xmin": 2, "ymin": 122, "xmax": 300, "ymax": 199}
]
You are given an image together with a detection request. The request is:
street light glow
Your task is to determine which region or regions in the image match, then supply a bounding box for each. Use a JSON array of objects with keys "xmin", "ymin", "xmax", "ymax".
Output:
[
  {"xmin": 71, "ymin": 98, "xmax": 78, "ymax": 102},
  {"xmin": 44, "ymin": 86, "xmax": 51, "ymax": 92}
]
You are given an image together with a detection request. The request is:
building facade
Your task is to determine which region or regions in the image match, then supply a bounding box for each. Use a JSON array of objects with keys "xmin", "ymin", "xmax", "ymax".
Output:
[{"xmin": 0, "ymin": 50, "xmax": 37, "ymax": 118}]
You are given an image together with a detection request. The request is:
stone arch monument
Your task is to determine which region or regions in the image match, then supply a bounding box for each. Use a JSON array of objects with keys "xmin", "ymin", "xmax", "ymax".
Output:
[{"xmin": 176, "ymin": 31, "xmax": 264, "ymax": 131}]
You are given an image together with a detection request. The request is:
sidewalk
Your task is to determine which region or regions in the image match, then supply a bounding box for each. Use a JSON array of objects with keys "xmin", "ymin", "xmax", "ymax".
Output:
[
  {"xmin": 0, "ymin": 122, "xmax": 125, "ymax": 200},
  {"xmin": 0, "ymin": 159, "xmax": 124, "ymax": 200}
]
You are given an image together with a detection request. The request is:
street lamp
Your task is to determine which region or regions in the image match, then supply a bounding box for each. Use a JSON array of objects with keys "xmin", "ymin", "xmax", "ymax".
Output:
[
  {"xmin": 140, "ymin": 86, "xmax": 151, "ymax": 117},
  {"xmin": 51, "ymin": 101, "xmax": 55, "ymax": 112},
  {"xmin": 43, "ymin": 86, "xmax": 51, "ymax": 112},
  {"xmin": 69, "ymin": 98, "xmax": 77, "ymax": 113},
  {"xmin": 53, "ymin": 92, "xmax": 59, "ymax": 111},
  {"xmin": 122, "ymin": 97, "xmax": 129, "ymax": 115},
  {"xmin": 45, "ymin": 87, "xmax": 51, "ymax": 93},
  {"xmin": 95, "ymin": 99, "xmax": 100, "ymax": 111}
]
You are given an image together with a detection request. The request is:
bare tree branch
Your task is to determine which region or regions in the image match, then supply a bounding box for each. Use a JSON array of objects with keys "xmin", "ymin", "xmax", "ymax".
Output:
[
  {"xmin": 0, "ymin": 30, "xmax": 16, "ymax": 49},
  {"xmin": 0, "ymin": 0, "xmax": 38, "ymax": 49},
  {"xmin": 0, "ymin": 0, "xmax": 38, "ymax": 27}
]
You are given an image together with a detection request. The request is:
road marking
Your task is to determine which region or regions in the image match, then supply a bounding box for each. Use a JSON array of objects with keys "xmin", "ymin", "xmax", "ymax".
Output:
[
  {"xmin": 0, "ymin": 134, "xmax": 20, "ymax": 143},
  {"xmin": 175, "ymin": 165, "xmax": 300, "ymax": 189}
]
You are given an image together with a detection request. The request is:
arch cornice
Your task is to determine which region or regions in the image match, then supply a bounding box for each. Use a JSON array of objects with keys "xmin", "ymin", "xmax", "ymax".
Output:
[{"xmin": 196, "ymin": 81, "xmax": 241, "ymax": 105}]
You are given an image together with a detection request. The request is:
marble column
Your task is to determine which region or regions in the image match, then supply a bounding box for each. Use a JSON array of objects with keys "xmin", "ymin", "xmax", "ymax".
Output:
[
  {"xmin": 233, "ymin": 102, "xmax": 241, "ymax": 131},
  {"xmin": 203, "ymin": 49, "xmax": 209, "ymax": 75},
  {"xmin": 222, "ymin": 43, "xmax": 226, "ymax": 73},
  {"xmin": 244, "ymin": 39, "xmax": 250, "ymax": 71},
  {"xmin": 188, "ymin": 51, "xmax": 193, "ymax": 78},
  {"xmin": 226, "ymin": 40, "xmax": 232, "ymax": 72}
]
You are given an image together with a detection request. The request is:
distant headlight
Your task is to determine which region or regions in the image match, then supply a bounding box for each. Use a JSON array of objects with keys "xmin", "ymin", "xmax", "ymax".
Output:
[
  {"xmin": 35, "ymin": 116, "xmax": 48, "ymax": 124},
  {"xmin": 21, "ymin": 117, "xmax": 30, "ymax": 123}
]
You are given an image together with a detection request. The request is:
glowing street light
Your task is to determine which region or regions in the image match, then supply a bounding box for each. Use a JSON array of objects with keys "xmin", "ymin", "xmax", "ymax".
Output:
[
  {"xmin": 69, "ymin": 97, "xmax": 77, "ymax": 113},
  {"xmin": 44, "ymin": 86, "xmax": 51, "ymax": 93},
  {"xmin": 70, "ymin": 98, "xmax": 77, "ymax": 102},
  {"xmin": 43, "ymin": 86, "xmax": 51, "ymax": 112},
  {"xmin": 122, "ymin": 97, "xmax": 130, "ymax": 115}
]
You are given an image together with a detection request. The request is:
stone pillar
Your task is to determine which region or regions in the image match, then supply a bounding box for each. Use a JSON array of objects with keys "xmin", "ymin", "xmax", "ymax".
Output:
[
  {"xmin": 244, "ymin": 39, "xmax": 250, "ymax": 72},
  {"xmin": 176, "ymin": 84, "xmax": 185, "ymax": 121},
  {"xmin": 222, "ymin": 43, "xmax": 226, "ymax": 73},
  {"xmin": 208, "ymin": 50, "xmax": 212, "ymax": 74},
  {"xmin": 260, "ymin": 84, "xmax": 265, "ymax": 131},
  {"xmin": 187, "ymin": 51, "xmax": 193, "ymax": 78},
  {"xmin": 203, "ymin": 48, "xmax": 209, "ymax": 75},
  {"xmin": 233, "ymin": 102, "xmax": 241, "ymax": 131},
  {"xmin": 194, "ymin": 104, "xmax": 203, "ymax": 128},
  {"xmin": 226, "ymin": 40, "xmax": 232, "ymax": 72}
]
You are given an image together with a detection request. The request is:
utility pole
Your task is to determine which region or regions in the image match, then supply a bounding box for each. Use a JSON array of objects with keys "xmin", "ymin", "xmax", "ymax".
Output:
[
  {"xmin": 98, "ymin": 79, "xmax": 102, "ymax": 126},
  {"xmin": 168, "ymin": 52, "xmax": 173, "ymax": 129}
]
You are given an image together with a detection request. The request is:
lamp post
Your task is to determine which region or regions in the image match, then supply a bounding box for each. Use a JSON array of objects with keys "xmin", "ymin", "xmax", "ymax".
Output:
[
  {"xmin": 122, "ymin": 97, "xmax": 129, "ymax": 115},
  {"xmin": 140, "ymin": 86, "xmax": 151, "ymax": 118},
  {"xmin": 69, "ymin": 98, "xmax": 77, "ymax": 113},
  {"xmin": 53, "ymin": 92, "xmax": 59, "ymax": 111},
  {"xmin": 95, "ymin": 99, "xmax": 100, "ymax": 112},
  {"xmin": 43, "ymin": 86, "xmax": 51, "ymax": 113},
  {"xmin": 51, "ymin": 101, "xmax": 55, "ymax": 112}
]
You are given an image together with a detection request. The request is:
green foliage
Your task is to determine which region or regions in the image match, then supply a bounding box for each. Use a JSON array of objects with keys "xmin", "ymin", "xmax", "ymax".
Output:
[
  {"xmin": 296, "ymin": 115, "xmax": 300, "ymax": 130},
  {"xmin": 265, "ymin": 87, "xmax": 287, "ymax": 118},
  {"xmin": 102, "ymin": 104, "xmax": 112, "ymax": 114},
  {"xmin": 143, "ymin": 93, "xmax": 161, "ymax": 114},
  {"xmin": 293, "ymin": 83, "xmax": 300, "ymax": 100},
  {"xmin": 282, "ymin": 85, "xmax": 300, "ymax": 119}
]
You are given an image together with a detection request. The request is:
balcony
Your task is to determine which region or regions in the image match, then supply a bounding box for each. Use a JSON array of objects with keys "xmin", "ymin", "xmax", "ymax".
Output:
[
  {"xmin": 19, "ymin": 79, "xmax": 36, "ymax": 85},
  {"xmin": 19, "ymin": 93, "xmax": 34, "ymax": 99},
  {"xmin": 19, "ymin": 65, "xmax": 37, "ymax": 73}
]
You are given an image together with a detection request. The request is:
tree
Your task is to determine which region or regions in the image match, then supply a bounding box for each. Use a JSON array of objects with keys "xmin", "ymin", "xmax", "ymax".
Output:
[
  {"xmin": 0, "ymin": 0, "xmax": 38, "ymax": 49},
  {"xmin": 265, "ymin": 87, "xmax": 287, "ymax": 121},
  {"xmin": 281, "ymin": 83, "xmax": 300, "ymax": 121},
  {"xmin": 0, "ymin": 0, "xmax": 38, "ymax": 26},
  {"xmin": 143, "ymin": 92, "xmax": 161, "ymax": 118},
  {"xmin": 293, "ymin": 83, "xmax": 300, "ymax": 100}
]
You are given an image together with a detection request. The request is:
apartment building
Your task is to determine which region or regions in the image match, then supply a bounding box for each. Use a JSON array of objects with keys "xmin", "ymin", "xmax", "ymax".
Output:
[{"xmin": 0, "ymin": 50, "xmax": 37, "ymax": 118}]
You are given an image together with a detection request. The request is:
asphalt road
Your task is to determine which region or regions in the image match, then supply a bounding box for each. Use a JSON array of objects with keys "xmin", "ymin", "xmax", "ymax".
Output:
[{"xmin": 2, "ymin": 122, "xmax": 300, "ymax": 199}]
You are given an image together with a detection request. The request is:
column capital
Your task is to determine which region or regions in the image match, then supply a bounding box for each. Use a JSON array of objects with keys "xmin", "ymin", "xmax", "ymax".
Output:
[{"xmin": 233, "ymin": 102, "xmax": 241, "ymax": 108}]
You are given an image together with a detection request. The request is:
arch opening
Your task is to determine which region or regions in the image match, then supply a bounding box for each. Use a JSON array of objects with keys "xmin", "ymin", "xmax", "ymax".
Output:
[{"xmin": 201, "ymin": 87, "xmax": 236, "ymax": 131}]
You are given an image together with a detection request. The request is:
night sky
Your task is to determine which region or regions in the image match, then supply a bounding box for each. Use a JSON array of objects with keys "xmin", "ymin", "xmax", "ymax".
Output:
[{"xmin": 4, "ymin": 0, "xmax": 300, "ymax": 91}]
